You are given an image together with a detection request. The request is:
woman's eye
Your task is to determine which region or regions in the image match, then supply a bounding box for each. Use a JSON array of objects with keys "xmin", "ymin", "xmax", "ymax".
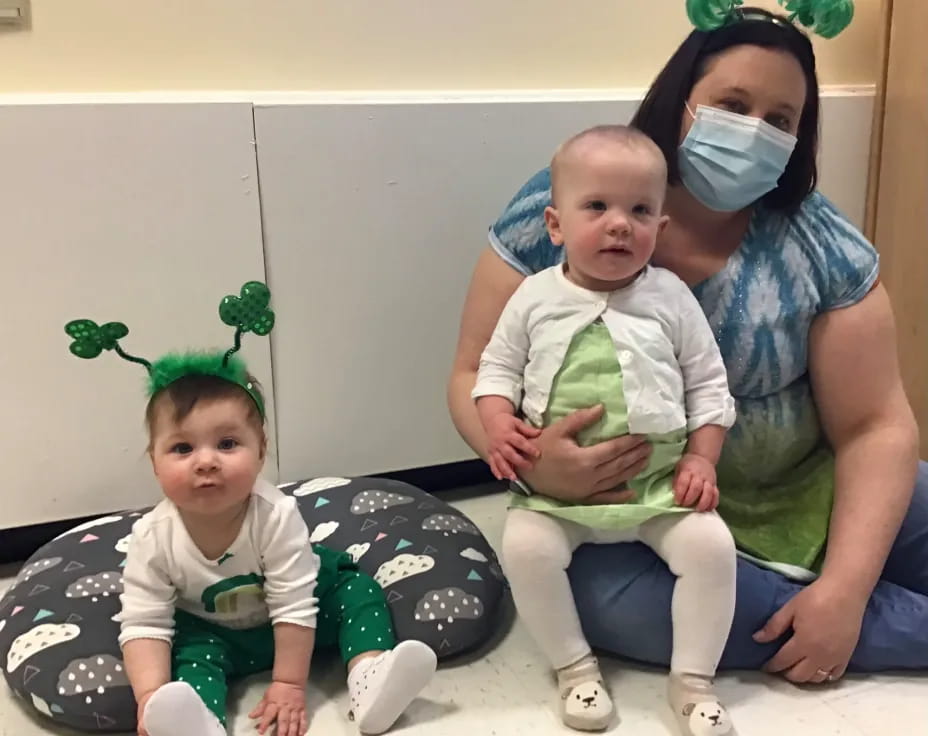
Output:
[
  {"xmin": 171, "ymin": 443, "xmax": 193, "ymax": 454},
  {"xmin": 585, "ymin": 200, "xmax": 606, "ymax": 211},
  {"xmin": 718, "ymin": 98, "xmax": 747, "ymax": 114},
  {"xmin": 218, "ymin": 438, "xmax": 239, "ymax": 451},
  {"xmin": 766, "ymin": 115, "xmax": 792, "ymax": 131}
]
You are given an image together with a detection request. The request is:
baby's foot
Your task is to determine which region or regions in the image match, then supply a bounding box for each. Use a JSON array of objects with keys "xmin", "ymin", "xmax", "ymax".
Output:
[
  {"xmin": 347, "ymin": 640, "xmax": 437, "ymax": 734},
  {"xmin": 143, "ymin": 681, "xmax": 226, "ymax": 736},
  {"xmin": 668, "ymin": 672, "xmax": 735, "ymax": 736},
  {"xmin": 557, "ymin": 654, "xmax": 615, "ymax": 731}
]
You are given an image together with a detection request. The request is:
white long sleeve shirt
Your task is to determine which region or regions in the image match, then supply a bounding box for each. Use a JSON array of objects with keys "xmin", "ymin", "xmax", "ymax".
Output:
[
  {"xmin": 117, "ymin": 480, "xmax": 320, "ymax": 647},
  {"xmin": 473, "ymin": 265, "xmax": 735, "ymax": 435}
]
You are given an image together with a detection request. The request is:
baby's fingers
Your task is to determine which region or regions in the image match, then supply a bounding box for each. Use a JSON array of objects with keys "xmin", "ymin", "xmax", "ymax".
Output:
[
  {"xmin": 490, "ymin": 452, "xmax": 516, "ymax": 482},
  {"xmin": 680, "ymin": 476, "xmax": 704, "ymax": 508},
  {"xmin": 697, "ymin": 483, "xmax": 719, "ymax": 513},
  {"xmin": 276, "ymin": 705, "xmax": 297, "ymax": 736},
  {"xmin": 673, "ymin": 470, "xmax": 692, "ymax": 503},
  {"xmin": 499, "ymin": 443, "xmax": 533, "ymax": 472},
  {"xmin": 258, "ymin": 702, "xmax": 279, "ymax": 734},
  {"xmin": 507, "ymin": 431, "xmax": 540, "ymax": 459},
  {"xmin": 514, "ymin": 421, "xmax": 542, "ymax": 439}
]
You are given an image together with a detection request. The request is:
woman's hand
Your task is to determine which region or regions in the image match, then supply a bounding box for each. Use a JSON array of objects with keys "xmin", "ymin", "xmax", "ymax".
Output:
[
  {"xmin": 753, "ymin": 577, "xmax": 866, "ymax": 684},
  {"xmin": 520, "ymin": 405, "xmax": 651, "ymax": 504}
]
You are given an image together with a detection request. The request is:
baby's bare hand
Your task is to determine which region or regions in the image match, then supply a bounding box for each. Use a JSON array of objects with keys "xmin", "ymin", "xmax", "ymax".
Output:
[
  {"xmin": 486, "ymin": 414, "xmax": 541, "ymax": 481},
  {"xmin": 249, "ymin": 681, "xmax": 308, "ymax": 736},
  {"xmin": 673, "ymin": 454, "xmax": 719, "ymax": 511}
]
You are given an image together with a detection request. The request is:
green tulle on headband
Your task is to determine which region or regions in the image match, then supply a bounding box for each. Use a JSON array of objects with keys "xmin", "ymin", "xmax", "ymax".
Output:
[
  {"xmin": 148, "ymin": 352, "xmax": 265, "ymax": 416},
  {"xmin": 65, "ymin": 280, "xmax": 274, "ymax": 417},
  {"xmin": 686, "ymin": 0, "xmax": 854, "ymax": 39}
]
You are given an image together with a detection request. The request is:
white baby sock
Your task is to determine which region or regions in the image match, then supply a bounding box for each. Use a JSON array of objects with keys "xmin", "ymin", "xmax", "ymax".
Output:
[
  {"xmin": 556, "ymin": 654, "xmax": 615, "ymax": 731},
  {"xmin": 142, "ymin": 681, "xmax": 226, "ymax": 736},
  {"xmin": 347, "ymin": 640, "xmax": 437, "ymax": 734},
  {"xmin": 667, "ymin": 672, "xmax": 735, "ymax": 736}
]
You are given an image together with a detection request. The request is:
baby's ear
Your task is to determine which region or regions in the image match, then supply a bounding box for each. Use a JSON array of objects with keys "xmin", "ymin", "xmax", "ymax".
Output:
[
  {"xmin": 544, "ymin": 206, "xmax": 565, "ymax": 246},
  {"xmin": 682, "ymin": 703, "xmax": 695, "ymax": 717}
]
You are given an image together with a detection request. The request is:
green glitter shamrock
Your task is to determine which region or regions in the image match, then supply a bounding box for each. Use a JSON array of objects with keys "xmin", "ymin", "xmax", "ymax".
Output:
[
  {"xmin": 686, "ymin": 0, "xmax": 744, "ymax": 31},
  {"xmin": 782, "ymin": 0, "xmax": 854, "ymax": 39},
  {"xmin": 685, "ymin": 0, "xmax": 854, "ymax": 38},
  {"xmin": 64, "ymin": 281, "xmax": 275, "ymax": 415},
  {"xmin": 218, "ymin": 280, "xmax": 276, "ymax": 366},
  {"xmin": 64, "ymin": 320, "xmax": 151, "ymax": 368}
]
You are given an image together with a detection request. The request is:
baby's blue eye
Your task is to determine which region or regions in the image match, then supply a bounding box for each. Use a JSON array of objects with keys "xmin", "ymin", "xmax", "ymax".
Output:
[
  {"xmin": 218, "ymin": 438, "xmax": 239, "ymax": 451},
  {"xmin": 171, "ymin": 443, "xmax": 193, "ymax": 454}
]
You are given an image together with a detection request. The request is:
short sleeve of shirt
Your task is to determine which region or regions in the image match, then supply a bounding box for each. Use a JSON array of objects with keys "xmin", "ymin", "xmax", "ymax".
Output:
[
  {"xmin": 488, "ymin": 167, "xmax": 563, "ymax": 276},
  {"xmin": 798, "ymin": 192, "xmax": 880, "ymax": 312}
]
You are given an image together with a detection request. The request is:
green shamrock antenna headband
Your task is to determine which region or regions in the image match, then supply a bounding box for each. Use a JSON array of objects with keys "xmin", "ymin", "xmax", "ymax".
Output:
[
  {"xmin": 686, "ymin": 0, "xmax": 854, "ymax": 39},
  {"xmin": 65, "ymin": 281, "xmax": 275, "ymax": 416}
]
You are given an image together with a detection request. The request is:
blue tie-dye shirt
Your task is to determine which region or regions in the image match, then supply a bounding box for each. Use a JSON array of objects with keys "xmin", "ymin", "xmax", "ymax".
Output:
[{"xmin": 489, "ymin": 168, "xmax": 879, "ymax": 574}]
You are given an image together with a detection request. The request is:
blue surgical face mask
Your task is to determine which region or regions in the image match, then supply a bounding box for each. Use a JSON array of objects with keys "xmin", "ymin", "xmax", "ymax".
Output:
[{"xmin": 678, "ymin": 104, "xmax": 798, "ymax": 212}]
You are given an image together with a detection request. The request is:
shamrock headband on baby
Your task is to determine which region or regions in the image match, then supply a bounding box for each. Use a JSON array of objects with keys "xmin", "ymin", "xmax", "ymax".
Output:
[
  {"xmin": 65, "ymin": 280, "xmax": 275, "ymax": 416},
  {"xmin": 686, "ymin": 0, "xmax": 854, "ymax": 39}
]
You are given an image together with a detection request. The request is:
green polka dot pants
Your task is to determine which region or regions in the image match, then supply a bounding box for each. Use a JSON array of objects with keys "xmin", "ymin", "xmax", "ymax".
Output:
[{"xmin": 171, "ymin": 544, "xmax": 396, "ymax": 724}]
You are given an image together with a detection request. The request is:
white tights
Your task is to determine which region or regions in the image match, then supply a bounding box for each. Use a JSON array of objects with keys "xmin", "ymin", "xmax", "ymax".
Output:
[{"xmin": 501, "ymin": 508, "xmax": 736, "ymax": 676}]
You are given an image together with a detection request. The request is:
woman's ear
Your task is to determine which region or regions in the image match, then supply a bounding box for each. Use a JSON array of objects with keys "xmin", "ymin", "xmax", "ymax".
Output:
[{"xmin": 544, "ymin": 205, "xmax": 565, "ymax": 246}]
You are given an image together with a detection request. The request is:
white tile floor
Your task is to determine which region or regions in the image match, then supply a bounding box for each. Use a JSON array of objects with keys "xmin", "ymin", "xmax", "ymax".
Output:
[{"xmin": 1, "ymin": 484, "xmax": 926, "ymax": 735}]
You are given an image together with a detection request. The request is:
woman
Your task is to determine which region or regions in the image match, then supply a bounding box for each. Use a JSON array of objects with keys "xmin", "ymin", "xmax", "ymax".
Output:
[{"xmin": 448, "ymin": 7, "xmax": 928, "ymax": 685}]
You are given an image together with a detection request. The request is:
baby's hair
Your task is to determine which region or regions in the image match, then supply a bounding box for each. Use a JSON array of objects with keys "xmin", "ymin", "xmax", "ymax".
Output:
[
  {"xmin": 550, "ymin": 125, "xmax": 668, "ymax": 204},
  {"xmin": 145, "ymin": 373, "xmax": 266, "ymax": 449}
]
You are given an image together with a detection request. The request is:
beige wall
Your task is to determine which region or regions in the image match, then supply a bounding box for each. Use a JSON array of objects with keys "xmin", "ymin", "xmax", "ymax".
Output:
[{"xmin": 0, "ymin": 0, "xmax": 879, "ymax": 93}]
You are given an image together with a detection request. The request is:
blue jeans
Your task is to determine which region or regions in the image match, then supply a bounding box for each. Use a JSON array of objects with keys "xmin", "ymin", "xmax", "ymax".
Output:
[{"xmin": 568, "ymin": 461, "xmax": 928, "ymax": 671}]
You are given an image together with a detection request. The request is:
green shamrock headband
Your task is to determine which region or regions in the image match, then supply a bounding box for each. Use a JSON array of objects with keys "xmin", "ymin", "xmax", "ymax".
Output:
[
  {"xmin": 65, "ymin": 281, "xmax": 275, "ymax": 416},
  {"xmin": 686, "ymin": 0, "xmax": 854, "ymax": 39}
]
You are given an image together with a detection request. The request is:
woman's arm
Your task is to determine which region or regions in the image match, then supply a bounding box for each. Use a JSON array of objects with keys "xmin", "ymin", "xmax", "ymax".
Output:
[
  {"xmin": 448, "ymin": 248, "xmax": 526, "ymax": 461},
  {"xmin": 810, "ymin": 283, "xmax": 919, "ymax": 600},
  {"xmin": 757, "ymin": 284, "xmax": 920, "ymax": 683},
  {"xmin": 447, "ymin": 247, "xmax": 649, "ymax": 502}
]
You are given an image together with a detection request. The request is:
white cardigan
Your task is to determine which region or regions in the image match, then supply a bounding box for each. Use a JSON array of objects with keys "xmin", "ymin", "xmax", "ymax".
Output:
[{"xmin": 473, "ymin": 264, "xmax": 735, "ymax": 435}]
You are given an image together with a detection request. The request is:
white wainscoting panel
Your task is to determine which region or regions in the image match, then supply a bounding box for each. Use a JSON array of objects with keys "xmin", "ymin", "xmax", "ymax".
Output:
[
  {"xmin": 1, "ymin": 103, "xmax": 272, "ymax": 528},
  {"xmin": 255, "ymin": 88, "xmax": 873, "ymax": 480}
]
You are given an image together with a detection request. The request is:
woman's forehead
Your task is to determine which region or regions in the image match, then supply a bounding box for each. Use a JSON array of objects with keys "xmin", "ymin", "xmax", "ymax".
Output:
[{"xmin": 699, "ymin": 45, "xmax": 807, "ymax": 99}]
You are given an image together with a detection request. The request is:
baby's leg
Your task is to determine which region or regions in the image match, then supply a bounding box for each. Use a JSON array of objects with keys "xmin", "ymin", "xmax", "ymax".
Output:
[
  {"xmin": 638, "ymin": 512, "xmax": 737, "ymax": 736},
  {"xmin": 143, "ymin": 682, "xmax": 226, "ymax": 736},
  {"xmin": 502, "ymin": 509, "xmax": 627, "ymax": 731},
  {"xmin": 143, "ymin": 614, "xmax": 235, "ymax": 736},
  {"xmin": 502, "ymin": 509, "xmax": 595, "ymax": 668},
  {"xmin": 317, "ymin": 563, "xmax": 436, "ymax": 734}
]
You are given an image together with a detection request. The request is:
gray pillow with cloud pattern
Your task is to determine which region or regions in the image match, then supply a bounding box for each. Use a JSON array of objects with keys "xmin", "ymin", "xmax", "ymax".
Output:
[{"xmin": 0, "ymin": 477, "xmax": 504, "ymax": 732}]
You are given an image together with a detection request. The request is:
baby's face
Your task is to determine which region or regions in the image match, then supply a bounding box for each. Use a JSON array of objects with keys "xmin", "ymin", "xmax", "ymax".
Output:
[
  {"xmin": 549, "ymin": 142, "xmax": 666, "ymax": 290},
  {"xmin": 149, "ymin": 398, "xmax": 265, "ymax": 519}
]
